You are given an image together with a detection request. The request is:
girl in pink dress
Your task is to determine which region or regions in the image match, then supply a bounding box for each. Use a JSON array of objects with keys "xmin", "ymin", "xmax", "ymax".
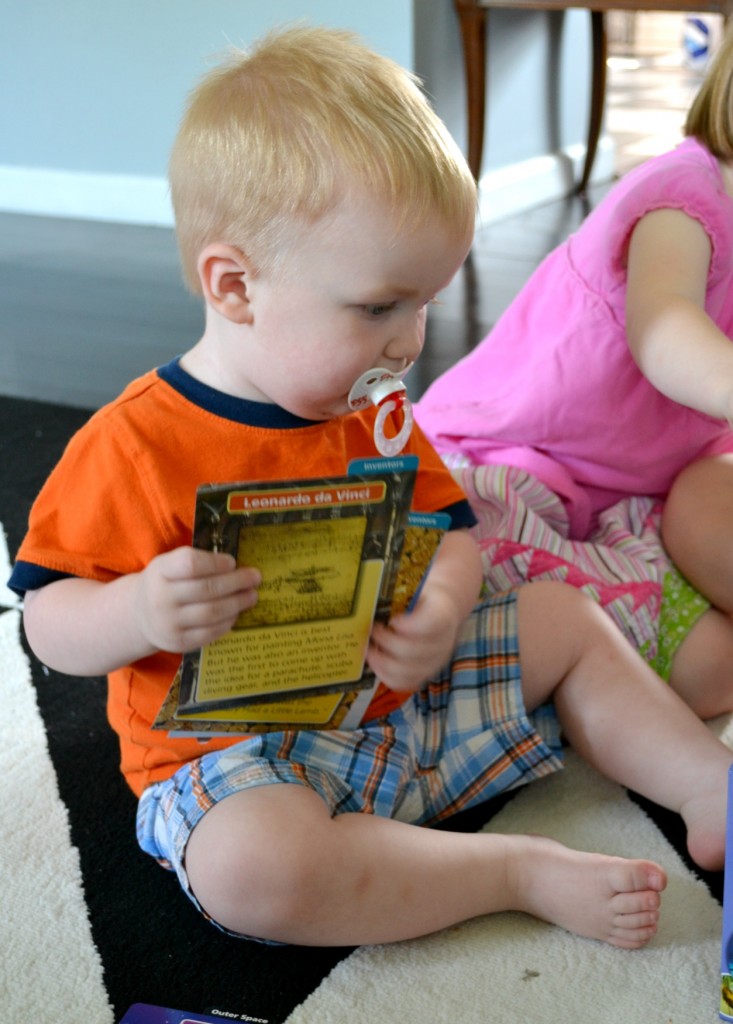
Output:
[{"xmin": 416, "ymin": 26, "xmax": 733, "ymax": 720}]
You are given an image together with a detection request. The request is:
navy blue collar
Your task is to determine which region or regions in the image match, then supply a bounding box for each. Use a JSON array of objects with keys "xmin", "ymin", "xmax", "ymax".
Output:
[{"xmin": 157, "ymin": 357, "xmax": 322, "ymax": 429}]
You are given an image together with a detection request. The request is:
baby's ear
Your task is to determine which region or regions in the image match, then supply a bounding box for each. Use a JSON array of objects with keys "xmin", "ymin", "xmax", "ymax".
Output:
[{"xmin": 197, "ymin": 244, "xmax": 254, "ymax": 324}]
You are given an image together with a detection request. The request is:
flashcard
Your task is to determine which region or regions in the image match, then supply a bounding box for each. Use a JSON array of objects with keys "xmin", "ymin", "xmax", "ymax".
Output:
[{"xmin": 118, "ymin": 1006, "xmax": 269, "ymax": 1024}]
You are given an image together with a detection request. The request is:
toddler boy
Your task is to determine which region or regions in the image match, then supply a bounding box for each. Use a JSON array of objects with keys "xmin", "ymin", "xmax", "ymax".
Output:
[{"xmin": 10, "ymin": 26, "xmax": 731, "ymax": 949}]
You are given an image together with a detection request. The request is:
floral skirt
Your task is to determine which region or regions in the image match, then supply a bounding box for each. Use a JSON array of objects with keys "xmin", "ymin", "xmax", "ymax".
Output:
[{"xmin": 450, "ymin": 463, "xmax": 709, "ymax": 681}]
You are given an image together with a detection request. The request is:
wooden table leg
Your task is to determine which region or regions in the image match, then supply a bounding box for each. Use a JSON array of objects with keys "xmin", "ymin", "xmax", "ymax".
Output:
[
  {"xmin": 577, "ymin": 9, "xmax": 607, "ymax": 193},
  {"xmin": 454, "ymin": 0, "xmax": 489, "ymax": 180},
  {"xmin": 454, "ymin": 1, "xmax": 608, "ymax": 191}
]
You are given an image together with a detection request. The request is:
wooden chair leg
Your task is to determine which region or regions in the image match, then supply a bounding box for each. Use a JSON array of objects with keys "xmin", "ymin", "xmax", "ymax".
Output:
[
  {"xmin": 454, "ymin": 0, "xmax": 489, "ymax": 180},
  {"xmin": 578, "ymin": 9, "xmax": 607, "ymax": 193}
]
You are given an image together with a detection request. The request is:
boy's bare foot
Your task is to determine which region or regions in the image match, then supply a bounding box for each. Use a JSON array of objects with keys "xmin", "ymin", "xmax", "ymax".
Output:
[{"xmin": 507, "ymin": 835, "xmax": 667, "ymax": 949}]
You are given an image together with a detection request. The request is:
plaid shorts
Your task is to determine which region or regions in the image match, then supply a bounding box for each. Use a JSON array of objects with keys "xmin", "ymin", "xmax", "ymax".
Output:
[{"xmin": 136, "ymin": 590, "xmax": 563, "ymax": 937}]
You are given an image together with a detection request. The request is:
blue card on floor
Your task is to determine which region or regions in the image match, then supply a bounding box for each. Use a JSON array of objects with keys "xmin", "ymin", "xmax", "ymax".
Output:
[
  {"xmin": 119, "ymin": 1006, "xmax": 269, "ymax": 1024},
  {"xmin": 720, "ymin": 766, "xmax": 733, "ymax": 1020}
]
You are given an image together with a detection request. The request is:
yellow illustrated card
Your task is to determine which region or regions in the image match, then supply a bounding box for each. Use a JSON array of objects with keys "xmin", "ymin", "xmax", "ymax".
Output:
[
  {"xmin": 234, "ymin": 515, "xmax": 367, "ymax": 628},
  {"xmin": 175, "ymin": 690, "xmax": 347, "ymax": 727},
  {"xmin": 191, "ymin": 559, "xmax": 384, "ymax": 706}
]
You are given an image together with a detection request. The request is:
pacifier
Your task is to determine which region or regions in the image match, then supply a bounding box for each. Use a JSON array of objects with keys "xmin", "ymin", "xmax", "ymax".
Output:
[{"xmin": 348, "ymin": 366, "xmax": 414, "ymax": 457}]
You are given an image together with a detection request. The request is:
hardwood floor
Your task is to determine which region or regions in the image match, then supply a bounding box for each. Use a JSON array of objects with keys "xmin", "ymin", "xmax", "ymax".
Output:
[
  {"xmin": 0, "ymin": 192, "xmax": 605, "ymax": 410},
  {"xmin": 0, "ymin": 48, "xmax": 696, "ymax": 410},
  {"xmin": 0, "ymin": 214, "xmax": 203, "ymax": 409}
]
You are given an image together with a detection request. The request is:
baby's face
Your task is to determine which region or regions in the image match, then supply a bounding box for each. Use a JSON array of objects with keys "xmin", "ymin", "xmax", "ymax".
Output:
[{"xmin": 231, "ymin": 191, "xmax": 473, "ymax": 420}]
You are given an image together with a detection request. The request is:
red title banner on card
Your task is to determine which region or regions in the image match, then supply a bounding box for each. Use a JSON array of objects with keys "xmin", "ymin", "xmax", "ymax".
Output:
[{"xmin": 227, "ymin": 482, "xmax": 386, "ymax": 514}]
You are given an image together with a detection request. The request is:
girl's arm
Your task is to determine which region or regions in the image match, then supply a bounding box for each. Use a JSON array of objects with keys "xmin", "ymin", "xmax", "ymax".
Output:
[{"xmin": 625, "ymin": 207, "xmax": 733, "ymax": 423}]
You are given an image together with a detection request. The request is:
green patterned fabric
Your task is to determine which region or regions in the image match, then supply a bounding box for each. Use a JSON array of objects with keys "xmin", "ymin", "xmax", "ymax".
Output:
[{"xmin": 651, "ymin": 567, "xmax": 709, "ymax": 682}]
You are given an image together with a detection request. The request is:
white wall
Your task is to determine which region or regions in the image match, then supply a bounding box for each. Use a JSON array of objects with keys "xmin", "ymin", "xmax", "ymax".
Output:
[
  {"xmin": 0, "ymin": 1, "xmax": 413, "ymax": 224},
  {"xmin": 0, "ymin": 0, "xmax": 606, "ymax": 226}
]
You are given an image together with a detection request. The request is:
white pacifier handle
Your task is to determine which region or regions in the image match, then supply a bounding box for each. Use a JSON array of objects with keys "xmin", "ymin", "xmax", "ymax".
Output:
[{"xmin": 348, "ymin": 367, "xmax": 414, "ymax": 457}]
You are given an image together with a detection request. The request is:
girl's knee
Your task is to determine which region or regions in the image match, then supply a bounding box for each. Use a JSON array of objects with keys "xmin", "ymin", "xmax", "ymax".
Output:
[{"xmin": 663, "ymin": 454, "xmax": 733, "ymax": 547}]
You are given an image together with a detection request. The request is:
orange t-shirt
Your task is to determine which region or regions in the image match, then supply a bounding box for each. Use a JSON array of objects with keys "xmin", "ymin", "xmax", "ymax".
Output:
[{"xmin": 11, "ymin": 360, "xmax": 475, "ymax": 797}]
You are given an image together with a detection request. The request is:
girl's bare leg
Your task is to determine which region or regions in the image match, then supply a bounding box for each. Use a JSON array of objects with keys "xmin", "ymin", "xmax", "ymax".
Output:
[
  {"xmin": 668, "ymin": 607, "xmax": 733, "ymax": 718},
  {"xmin": 662, "ymin": 454, "xmax": 733, "ymax": 716},
  {"xmin": 662, "ymin": 454, "xmax": 733, "ymax": 614}
]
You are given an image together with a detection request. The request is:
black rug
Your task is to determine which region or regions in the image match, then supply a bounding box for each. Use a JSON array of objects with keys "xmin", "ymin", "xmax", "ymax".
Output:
[{"xmin": 0, "ymin": 393, "xmax": 723, "ymax": 1023}]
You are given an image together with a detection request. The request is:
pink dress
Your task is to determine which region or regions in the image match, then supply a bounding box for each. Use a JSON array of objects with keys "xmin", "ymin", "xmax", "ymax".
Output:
[
  {"xmin": 415, "ymin": 137, "xmax": 733, "ymax": 676},
  {"xmin": 416, "ymin": 137, "xmax": 733, "ymax": 540}
]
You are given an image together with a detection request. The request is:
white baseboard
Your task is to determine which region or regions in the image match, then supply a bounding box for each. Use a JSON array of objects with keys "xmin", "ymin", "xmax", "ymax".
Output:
[
  {"xmin": 0, "ymin": 140, "xmax": 615, "ymax": 229},
  {"xmin": 0, "ymin": 166, "xmax": 174, "ymax": 227},
  {"xmin": 477, "ymin": 136, "xmax": 616, "ymax": 225}
]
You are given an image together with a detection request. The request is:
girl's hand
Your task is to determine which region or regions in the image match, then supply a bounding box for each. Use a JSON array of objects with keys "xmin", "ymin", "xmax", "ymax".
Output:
[{"xmin": 134, "ymin": 546, "xmax": 261, "ymax": 654}]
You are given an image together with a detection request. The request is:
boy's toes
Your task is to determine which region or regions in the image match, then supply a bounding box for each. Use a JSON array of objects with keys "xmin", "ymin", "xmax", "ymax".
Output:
[
  {"xmin": 609, "ymin": 859, "xmax": 667, "ymax": 897},
  {"xmin": 609, "ymin": 887, "xmax": 662, "ymax": 917},
  {"xmin": 609, "ymin": 922, "xmax": 659, "ymax": 950},
  {"xmin": 614, "ymin": 908, "xmax": 660, "ymax": 932},
  {"xmin": 607, "ymin": 901, "xmax": 661, "ymax": 949}
]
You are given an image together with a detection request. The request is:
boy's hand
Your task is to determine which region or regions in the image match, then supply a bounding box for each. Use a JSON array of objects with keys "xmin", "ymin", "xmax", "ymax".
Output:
[
  {"xmin": 135, "ymin": 546, "xmax": 261, "ymax": 654},
  {"xmin": 366, "ymin": 584, "xmax": 462, "ymax": 694}
]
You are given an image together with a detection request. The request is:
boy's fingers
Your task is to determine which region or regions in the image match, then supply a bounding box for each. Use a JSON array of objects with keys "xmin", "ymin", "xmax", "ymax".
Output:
[
  {"xmin": 159, "ymin": 546, "xmax": 259, "ymax": 582},
  {"xmin": 166, "ymin": 547, "xmax": 235, "ymax": 578}
]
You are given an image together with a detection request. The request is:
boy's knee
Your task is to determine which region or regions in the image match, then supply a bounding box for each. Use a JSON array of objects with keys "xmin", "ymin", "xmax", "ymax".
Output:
[
  {"xmin": 195, "ymin": 845, "xmax": 322, "ymax": 939},
  {"xmin": 517, "ymin": 581, "xmax": 612, "ymax": 686},
  {"xmin": 184, "ymin": 785, "xmax": 334, "ymax": 940}
]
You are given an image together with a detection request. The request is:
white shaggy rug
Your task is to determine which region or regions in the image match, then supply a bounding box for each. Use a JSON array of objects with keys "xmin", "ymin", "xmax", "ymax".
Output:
[
  {"xmin": 286, "ymin": 746, "xmax": 726, "ymax": 1024},
  {"xmin": 0, "ymin": 521, "xmax": 726, "ymax": 1024},
  {"xmin": 0, "ymin": 520, "xmax": 114, "ymax": 1021}
]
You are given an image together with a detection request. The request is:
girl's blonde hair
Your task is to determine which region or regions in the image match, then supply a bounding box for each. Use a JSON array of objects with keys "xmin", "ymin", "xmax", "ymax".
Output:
[
  {"xmin": 685, "ymin": 20, "xmax": 733, "ymax": 158},
  {"xmin": 169, "ymin": 25, "xmax": 477, "ymax": 292}
]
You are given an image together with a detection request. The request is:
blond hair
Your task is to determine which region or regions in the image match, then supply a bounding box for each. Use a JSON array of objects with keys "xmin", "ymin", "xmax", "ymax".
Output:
[
  {"xmin": 685, "ymin": 20, "xmax": 733, "ymax": 158},
  {"xmin": 169, "ymin": 25, "xmax": 477, "ymax": 292}
]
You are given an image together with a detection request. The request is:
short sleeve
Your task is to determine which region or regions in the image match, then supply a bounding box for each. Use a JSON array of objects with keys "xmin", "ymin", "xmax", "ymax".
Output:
[
  {"xmin": 604, "ymin": 141, "xmax": 733, "ymax": 288},
  {"xmin": 12, "ymin": 410, "xmax": 180, "ymax": 589}
]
